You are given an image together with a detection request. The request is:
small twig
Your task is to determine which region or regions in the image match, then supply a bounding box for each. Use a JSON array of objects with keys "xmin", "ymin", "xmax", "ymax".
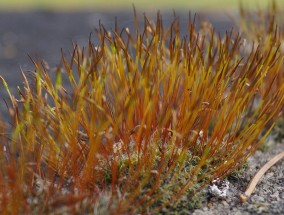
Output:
[{"xmin": 240, "ymin": 151, "xmax": 284, "ymax": 203}]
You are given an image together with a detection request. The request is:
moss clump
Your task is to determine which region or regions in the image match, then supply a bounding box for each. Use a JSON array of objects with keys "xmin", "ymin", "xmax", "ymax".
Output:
[{"xmin": 0, "ymin": 6, "xmax": 284, "ymax": 214}]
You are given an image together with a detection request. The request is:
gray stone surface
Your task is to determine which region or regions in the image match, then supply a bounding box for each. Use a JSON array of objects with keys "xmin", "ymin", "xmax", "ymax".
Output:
[{"xmin": 192, "ymin": 142, "xmax": 284, "ymax": 215}]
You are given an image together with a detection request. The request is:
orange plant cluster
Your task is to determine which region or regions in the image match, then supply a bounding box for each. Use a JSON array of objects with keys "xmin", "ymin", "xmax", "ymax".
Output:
[{"xmin": 0, "ymin": 6, "xmax": 283, "ymax": 214}]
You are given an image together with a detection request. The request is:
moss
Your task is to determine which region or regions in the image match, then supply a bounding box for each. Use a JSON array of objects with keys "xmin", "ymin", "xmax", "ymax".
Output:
[{"xmin": 0, "ymin": 3, "xmax": 284, "ymax": 213}]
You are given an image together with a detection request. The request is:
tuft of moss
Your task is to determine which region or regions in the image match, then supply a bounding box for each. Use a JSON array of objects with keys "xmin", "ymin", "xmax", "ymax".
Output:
[
  {"xmin": 238, "ymin": 0, "xmax": 284, "ymax": 148},
  {"xmin": 0, "ymin": 6, "xmax": 284, "ymax": 214}
]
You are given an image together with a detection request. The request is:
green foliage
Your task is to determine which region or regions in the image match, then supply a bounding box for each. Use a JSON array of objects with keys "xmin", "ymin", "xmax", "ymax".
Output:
[{"xmin": 0, "ymin": 4, "xmax": 284, "ymax": 214}]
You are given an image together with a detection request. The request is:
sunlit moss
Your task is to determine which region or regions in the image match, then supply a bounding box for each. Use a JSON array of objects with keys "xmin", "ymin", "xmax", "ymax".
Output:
[{"xmin": 0, "ymin": 5, "xmax": 284, "ymax": 214}]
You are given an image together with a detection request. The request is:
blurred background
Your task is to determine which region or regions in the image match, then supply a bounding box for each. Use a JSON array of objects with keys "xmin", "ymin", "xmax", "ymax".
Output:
[
  {"xmin": 0, "ymin": 0, "xmax": 281, "ymax": 11},
  {"xmin": 0, "ymin": 0, "xmax": 283, "ymax": 118}
]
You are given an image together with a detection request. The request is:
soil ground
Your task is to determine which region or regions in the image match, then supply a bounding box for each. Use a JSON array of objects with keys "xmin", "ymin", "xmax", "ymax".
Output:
[{"xmin": 0, "ymin": 10, "xmax": 283, "ymax": 214}]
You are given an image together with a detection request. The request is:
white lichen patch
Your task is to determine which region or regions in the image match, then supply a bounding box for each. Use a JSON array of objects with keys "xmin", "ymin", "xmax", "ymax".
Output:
[{"xmin": 209, "ymin": 178, "xmax": 230, "ymax": 198}]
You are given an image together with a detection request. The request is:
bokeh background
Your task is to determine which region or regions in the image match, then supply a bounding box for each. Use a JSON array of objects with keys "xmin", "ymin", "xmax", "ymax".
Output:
[
  {"xmin": 0, "ymin": 0, "xmax": 282, "ymax": 11},
  {"xmin": 0, "ymin": 0, "xmax": 283, "ymax": 118}
]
